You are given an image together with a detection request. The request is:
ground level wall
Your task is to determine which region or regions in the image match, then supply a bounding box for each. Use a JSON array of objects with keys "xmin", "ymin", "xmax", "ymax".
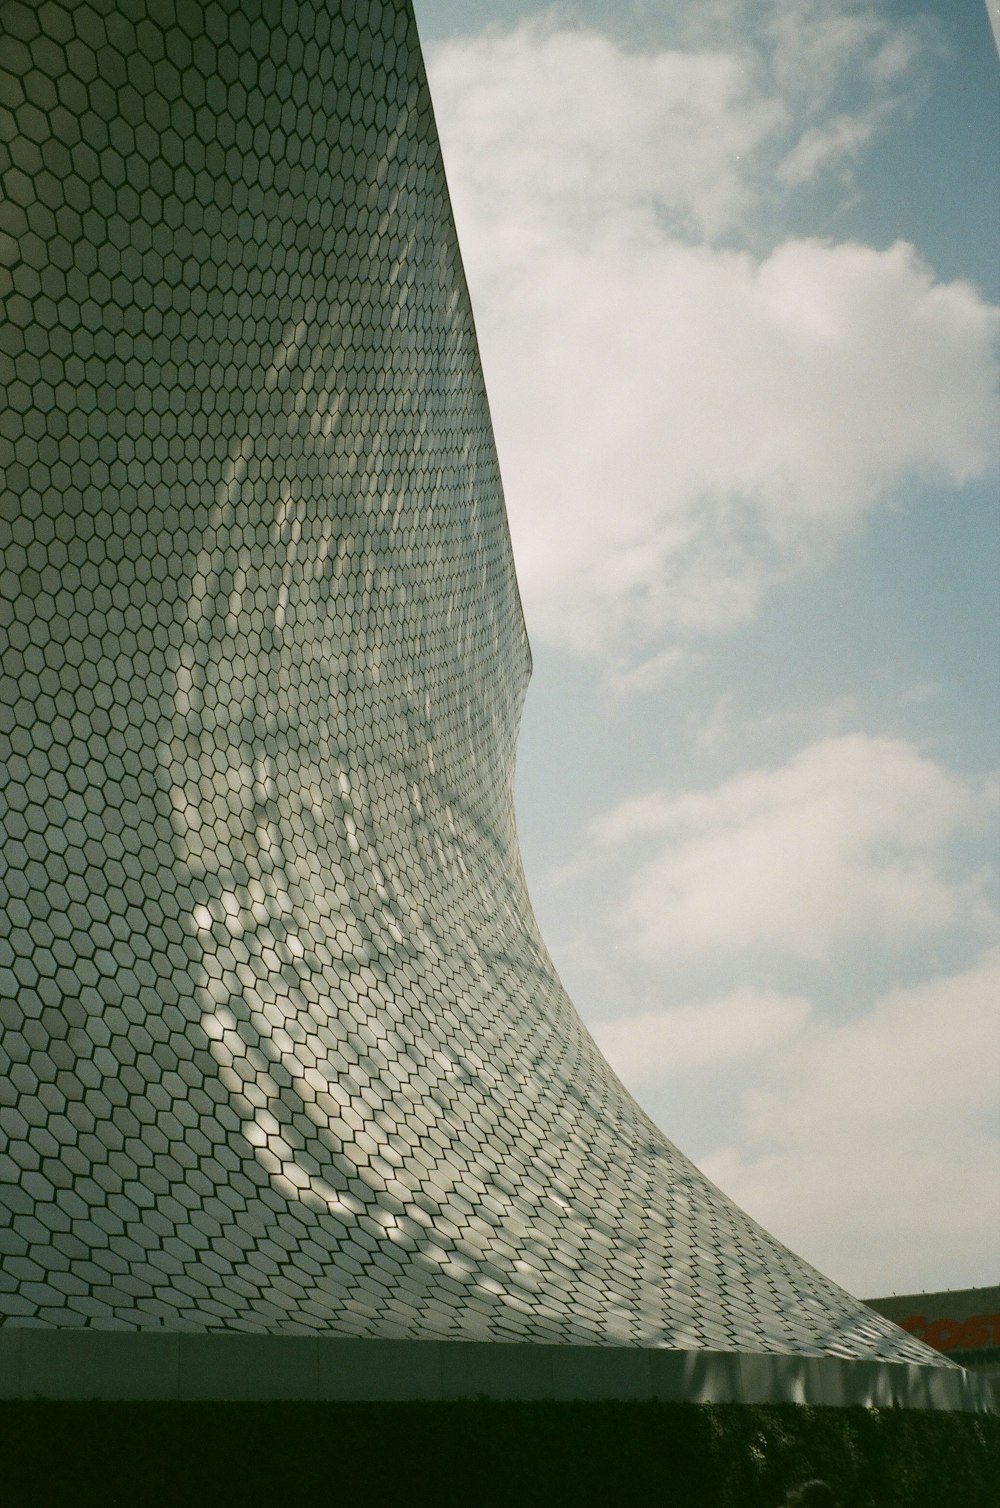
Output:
[{"xmin": 0, "ymin": 1332, "xmax": 990, "ymax": 1412}]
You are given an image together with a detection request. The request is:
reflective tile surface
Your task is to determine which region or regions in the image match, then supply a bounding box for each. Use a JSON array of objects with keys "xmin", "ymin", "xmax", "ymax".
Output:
[{"xmin": 0, "ymin": 0, "xmax": 948, "ymax": 1367}]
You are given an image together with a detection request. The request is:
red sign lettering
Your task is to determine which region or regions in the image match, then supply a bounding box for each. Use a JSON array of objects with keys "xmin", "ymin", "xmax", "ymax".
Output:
[{"xmin": 897, "ymin": 1312, "xmax": 1000, "ymax": 1352}]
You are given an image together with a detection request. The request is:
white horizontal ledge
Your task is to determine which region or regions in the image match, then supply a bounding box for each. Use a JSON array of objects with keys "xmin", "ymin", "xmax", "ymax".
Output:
[{"xmin": 0, "ymin": 1332, "xmax": 991, "ymax": 1412}]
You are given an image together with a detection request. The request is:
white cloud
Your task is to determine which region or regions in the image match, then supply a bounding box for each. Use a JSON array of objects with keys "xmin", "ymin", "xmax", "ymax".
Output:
[
  {"xmin": 428, "ymin": 22, "xmax": 782, "ymax": 246},
  {"xmin": 698, "ymin": 951, "xmax": 1000, "ymax": 1292},
  {"xmin": 589, "ymin": 988, "xmax": 811, "ymax": 1083},
  {"xmin": 776, "ymin": 112, "xmax": 880, "ymax": 185},
  {"xmin": 689, "ymin": 691, "xmax": 864, "ymax": 756},
  {"xmin": 594, "ymin": 734, "xmax": 997, "ymax": 959},
  {"xmin": 426, "ymin": 16, "xmax": 1000, "ymax": 658},
  {"xmin": 759, "ymin": 0, "xmax": 929, "ymax": 104},
  {"xmin": 601, "ymin": 645, "xmax": 686, "ymax": 699}
]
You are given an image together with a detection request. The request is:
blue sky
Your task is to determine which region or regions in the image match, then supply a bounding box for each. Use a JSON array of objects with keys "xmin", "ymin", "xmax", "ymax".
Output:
[{"xmin": 413, "ymin": 0, "xmax": 1000, "ymax": 1296}]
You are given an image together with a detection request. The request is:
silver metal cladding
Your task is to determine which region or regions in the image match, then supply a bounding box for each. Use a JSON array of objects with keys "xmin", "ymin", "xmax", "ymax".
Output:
[{"xmin": 0, "ymin": 0, "xmax": 961, "ymax": 1385}]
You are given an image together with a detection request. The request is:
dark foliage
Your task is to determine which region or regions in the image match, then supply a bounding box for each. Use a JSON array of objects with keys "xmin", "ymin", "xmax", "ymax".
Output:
[{"xmin": 2, "ymin": 1399, "xmax": 996, "ymax": 1508}]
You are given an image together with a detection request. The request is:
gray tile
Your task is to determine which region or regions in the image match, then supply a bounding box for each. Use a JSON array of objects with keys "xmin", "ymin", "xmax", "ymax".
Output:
[{"xmin": 0, "ymin": 0, "xmax": 966, "ymax": 1406}]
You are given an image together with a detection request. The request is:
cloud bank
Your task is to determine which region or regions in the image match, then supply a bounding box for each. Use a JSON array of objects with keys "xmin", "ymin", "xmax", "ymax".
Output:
[
  {"xmin": 573, "ymin": 731, "xmax": 999, "ymax": 1289},
  {"xmin": 595, "ymin": 733, "xmax": 997, "ymax": 960},
  {"xmin": 423, "ymin": 0, "xmax": 1000, "ymax": 1296},
  {"xmin": 427, "ymin": 13, "xmax": 1000, "ymax": 657},
  {"xmin": 700, "ymin": 951, "xmax": 1000, "ymax": 1292}
]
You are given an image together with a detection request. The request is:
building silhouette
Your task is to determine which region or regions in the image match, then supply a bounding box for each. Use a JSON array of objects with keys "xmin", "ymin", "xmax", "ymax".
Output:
[{"xmin": 0, "ymin": 0, "xmax": 986, "ymax": 1408}]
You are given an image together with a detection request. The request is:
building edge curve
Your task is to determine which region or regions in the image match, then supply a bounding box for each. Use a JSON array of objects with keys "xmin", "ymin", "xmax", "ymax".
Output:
[{"xmin": 0, "ymin": 0, "xmax": 984, "ymax": 1408}]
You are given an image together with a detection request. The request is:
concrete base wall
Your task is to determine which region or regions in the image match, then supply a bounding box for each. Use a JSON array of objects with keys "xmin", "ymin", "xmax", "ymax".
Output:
[{"xmin": 0, "ymin": 1332, "xmax": 991, "ymax": 1411}]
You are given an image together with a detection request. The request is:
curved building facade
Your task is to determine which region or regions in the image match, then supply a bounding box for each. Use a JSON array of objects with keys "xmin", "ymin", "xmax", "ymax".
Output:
[{"xmin": 0, "ymin": 0, "xmax": 977, "ymax": 1398}]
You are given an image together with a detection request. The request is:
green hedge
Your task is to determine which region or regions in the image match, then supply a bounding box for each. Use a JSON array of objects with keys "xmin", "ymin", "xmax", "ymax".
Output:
[{"xmin": 2, "ymin": 1399, "xmax": 996, "ymax": 1507}]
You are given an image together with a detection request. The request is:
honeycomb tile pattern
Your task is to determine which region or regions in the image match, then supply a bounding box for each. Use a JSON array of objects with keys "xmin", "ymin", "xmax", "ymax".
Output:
[{"xmin": 0, "ymin": 0, "xmax": 949, "ymax": 1368}]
